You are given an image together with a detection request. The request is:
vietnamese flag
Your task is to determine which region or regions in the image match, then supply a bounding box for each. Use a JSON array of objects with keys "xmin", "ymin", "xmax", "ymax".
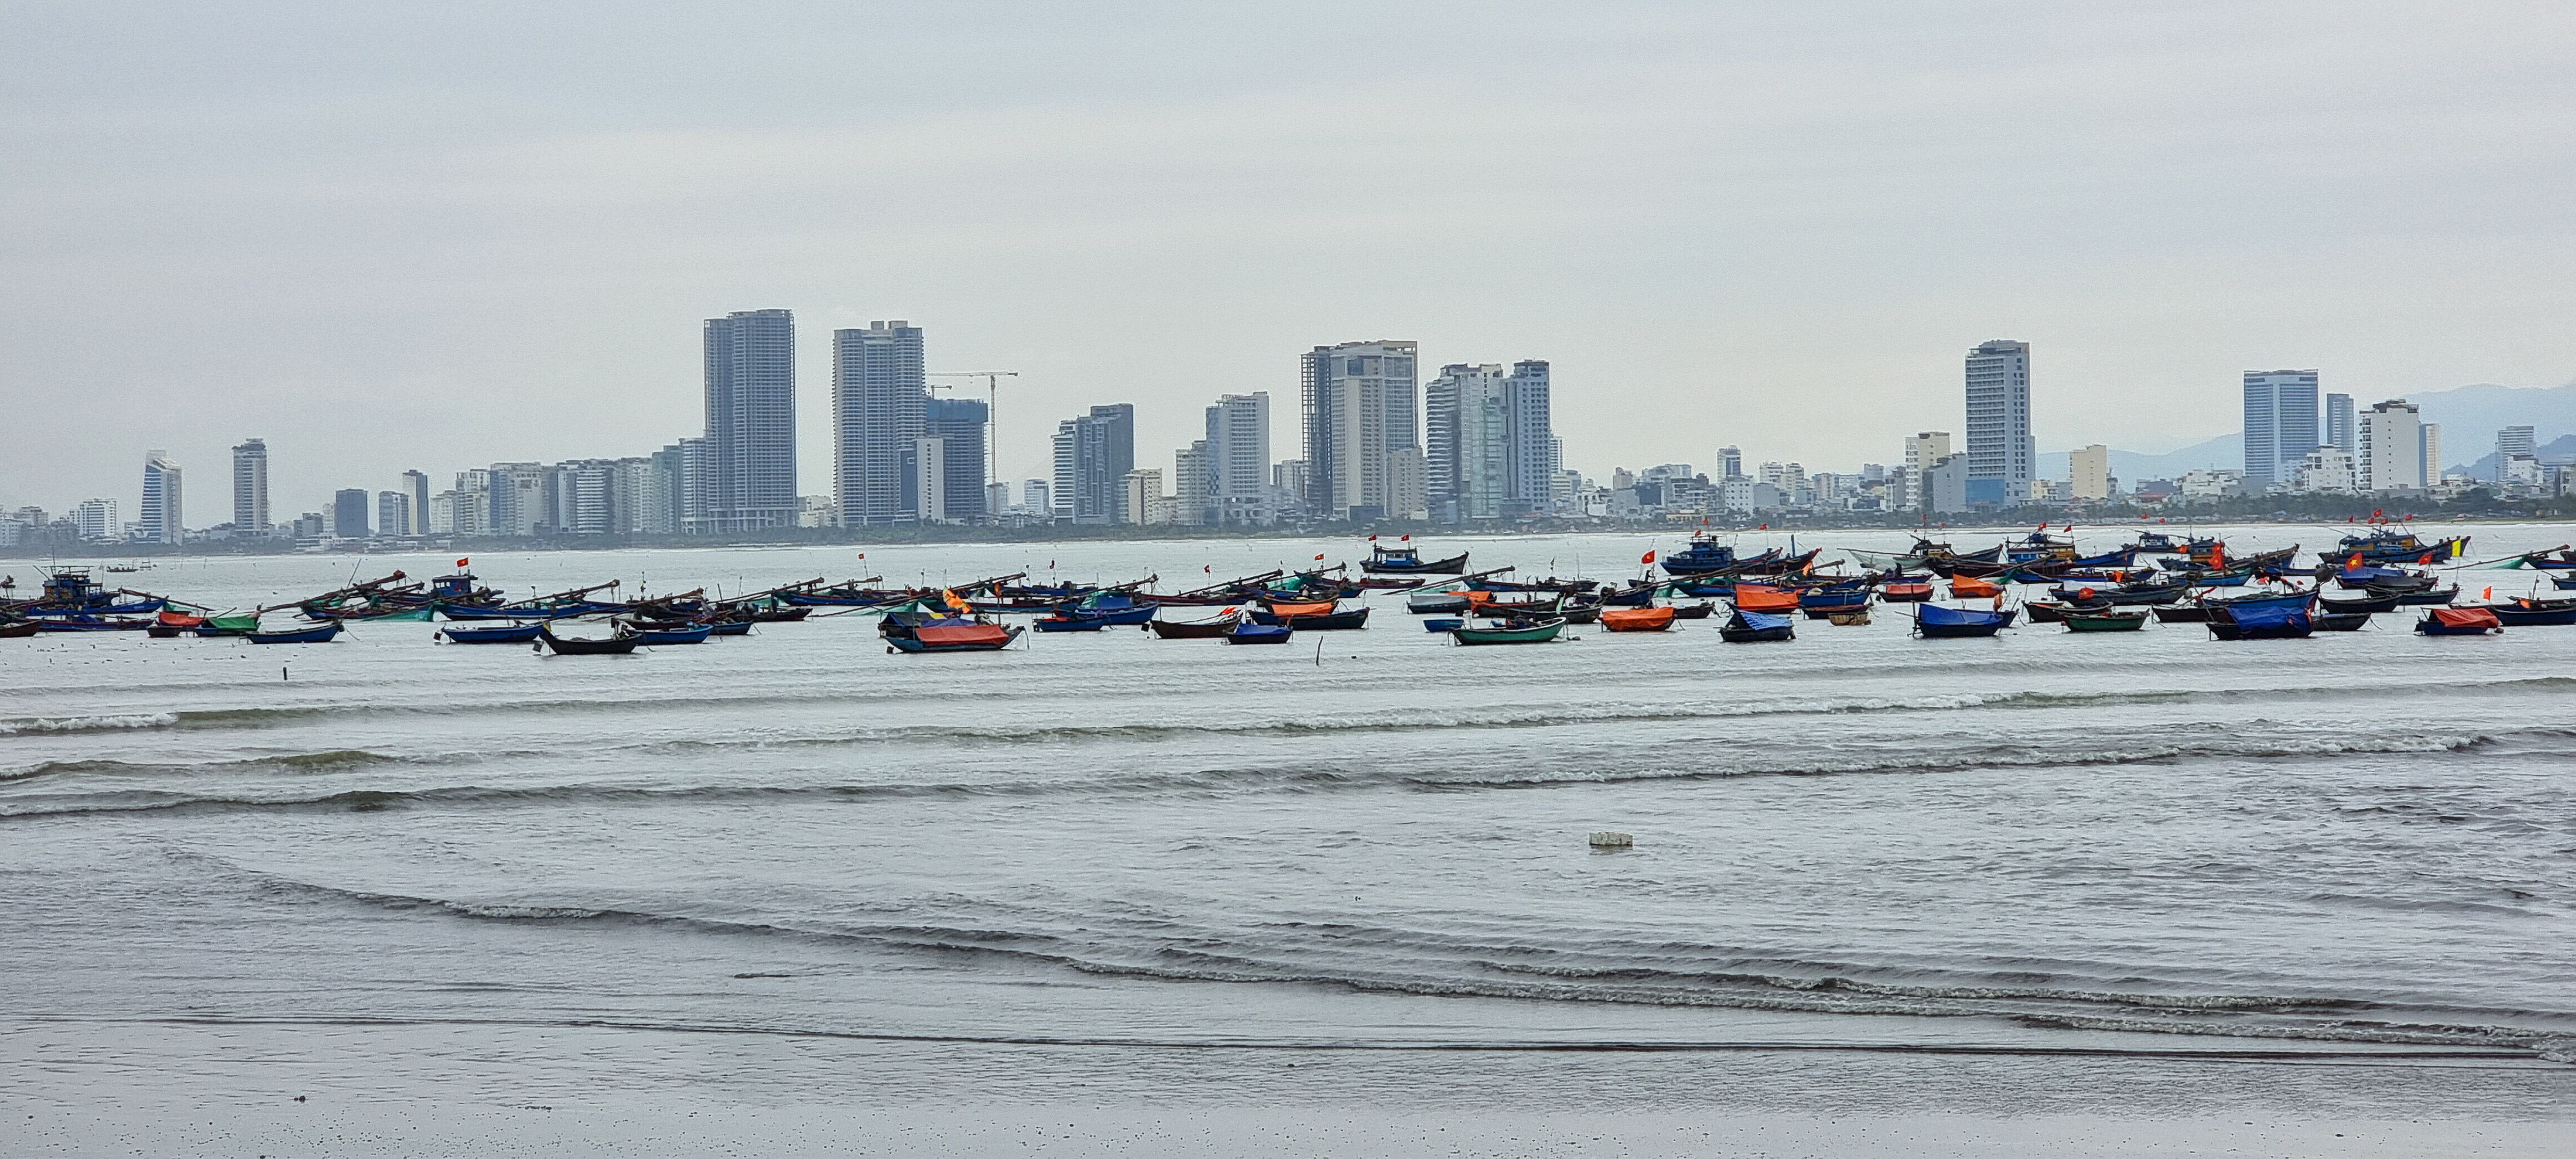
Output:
[
  {"xmin": 454, "ymin": 557, "xmax": 469, "ymax": 568},
  {"xmin": 1400, "ymin": 534, "xmax": 1410, "ymax": 542},
  {"xmin": 1314, "ymin": 553, "xmax": 1325, "ymax": 561},
  {"xmin": 1640, "ymin": 549, "xmax": 1656, "ymax": 565}
]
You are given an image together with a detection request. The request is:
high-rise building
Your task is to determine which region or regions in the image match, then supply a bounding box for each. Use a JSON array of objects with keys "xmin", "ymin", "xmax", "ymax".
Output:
[
  {"xmin": 402, "ymin": 470, "xmax": 430, "ymax": 532},
  {"xmin": 1718, "ymin": 446, "xmax": 1744, "ymax": 480},
  {"xmin": 332, "ymin": 489, "xmax": 370, "ymax": 538},
  {"xmin": 1204, "ymin": 392, "xmax": 1271, "ymax": 525},
  {"xmin": 1301, "ymin": 341, "xmax": 1419, "ymax": 520},
  {"xmin": 1052, "ymin": 404, "xmax": 1135, "ymax": 523},
  {"xmin": 376, "ymin": 490, "xmax": 412, "ymax": 537},
  {"xmin": 984, "ymin": 481, "xmax": 1013, "ymax": 516},
  {"xmin": 231, "ymin": 438, "xmax": 269, "ymax": 536},
  {"xmin": 700, "ymin": 308, "xmax": 799, "ymax": 532},
  {"xmin": 1501, "ymin": 361, "xmax": 1553, "ymax": 517},
  {"xmin": 139, "ymin": 450, "xmax": 182, "ymax": 544},
  {"xmin": 1172, "ymin": 441, "xmax": 1211, "ymax": 526},
  {"xmin": 2499, "ymin": 426, "xmax": 2537, "ymax": 462},
  {"xmin": 905, "ymin": 437, "xmax": 947, "ymax": 523},
  {"xmin": 451, "ymin": 469, "xmax": 491, "ymax": 536},
  {"xmin": 2242, "ymin": 370, "xmax": 2321, "ymax": 490},
  {"xmin": 71, "ymin": 498, "xmax": 118, "ymax": 541},
  {"xmin": 1421, "ymin": 359, "xmax": 1548, "ymax": 523},
  {"xmin": 923, "ymin": 396, "xmax": 989, "ymax": 522},
  {"xmin": 2421, "ymin": 423, "xmax": 2444, "ymax": 485},
  {"xmin": 2324, "ymin": 393, "xmax": 2356, "ymax": 451},
  {"xmin": 2070, "ymin": 444, "xmax": 2110, "ymax": 501},
  {"xmin": 1021, "ymin": 478, "xmax": 1051, "ymax": 518},
  {"xmin": 2357, "ymin": 399, "xmax": 2427, "ymax": 491},
  {"xmin": 1963, "ymin": 340, "xmax": 2034, "ymax": 506},
  {"xmin": 1119, "ymin": 468, "xmax": 1168, "ymax": 526},
  {"xmin": 831, "ymin": 320, "xmax": 925, "ymax": 525},
  {"xmin": 1901, "ymin": 432, "xmax": 1953, "ymax": 511}
]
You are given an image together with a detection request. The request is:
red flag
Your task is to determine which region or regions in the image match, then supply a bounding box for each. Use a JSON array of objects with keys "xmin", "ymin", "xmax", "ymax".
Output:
[
  {"xmin": 2372, "ymin": 508, "xmax": 2383, "ymax": 520},
  {"xmin": 1313, "ymin": 553, "xmax": 1325, "ymax": 561},
  {"xmin": 2483, "ymin": 585, "xmax": 2494, "ymax": 601},
  {"xmin": 1368, "ymin": 534, "xmax": 1378, "ymax": 541},
  {"xmin": 1400, "ymin": 534, "xmax": 1410, "ymax": 542},
  {"xmin": 454, "ymin": 557, "xmax": 468, "ymax": 568},
  {"xmin": 2418, "ymin": 552, "xmax": 2432, "ymax": 565},
  {"xmin": 1640, "ymin": 549, "xmax": 1656, "ymax": 565},
  {"xmin": 1204, "ymin": 564, "xmax": 1212, "ymax": 573},
  {"xmin": 1759, "ymin": 523, "xmax": 1768, "ymax": 531}
]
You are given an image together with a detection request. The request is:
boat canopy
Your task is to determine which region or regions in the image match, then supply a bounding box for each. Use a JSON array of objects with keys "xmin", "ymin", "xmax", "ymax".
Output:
[
  {"xmin": 1918, "ymin": 604, "xmax": 2011, "ymax": 627},
  {"xmin": 2228, "ymin": 605, "xmax": 2310, "ymax": 632},
  {"xmin": 2429, "ymin": 607, "xmax": 2501, "ymax": 630},
  {"xmin": 1730, "ymin": 610, "xmax": 1794, "ymax": 632},
  {"xmin": 914, "ymin": 623, "xmax": 1014, "ymax": 646}
]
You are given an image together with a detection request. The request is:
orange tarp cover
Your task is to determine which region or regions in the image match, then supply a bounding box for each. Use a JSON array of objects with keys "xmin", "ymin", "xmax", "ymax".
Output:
[
  {"xmin": 2430, "ymin": 607, "xmax": 2499, "ymax": 629},
  {"xmin": 1263, "ymin": 601, "xmax": 1336, "ymax": 617},
  {"xmin": 1731, "ymin": 585, "xmax": 1799, "ymax": 612},
  {"xmin": 913, "ymin": 623, "xmax": 1012, "ymax": 646},
  {"xmin": 1598, "ymin": 606, "xmax": 1675, "ymax": 632},
  {"xmin": 1949, "ymin": 576, "xmax": 2003, "ymax": 599},
  {"xmin": 156, "ymin": 610, "xmax": 207, "ymax": 627}
]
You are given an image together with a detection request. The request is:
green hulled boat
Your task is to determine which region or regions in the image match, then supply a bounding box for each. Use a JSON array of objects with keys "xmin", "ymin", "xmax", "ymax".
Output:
[
  {"xmin": 1450, "ymin": 617, "xmax": 1566, "ymax": 645},
  {"xmin": 2063, "ymin": 610, "xmax": 2148, "ymax": 632}
]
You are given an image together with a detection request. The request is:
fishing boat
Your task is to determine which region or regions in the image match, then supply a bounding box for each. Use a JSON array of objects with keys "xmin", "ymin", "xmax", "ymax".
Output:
[
  {"xmin": 2062, "ymin": 609, "xmax": 2148, "ymax": 632},
  {"xmin": 1148, "ymin": 612, "xmax": 1240, "ymax": 639},
  {"xmin": 1598, "ymin": 606, "xmax": 1674, "ymax": 632},
  {"xmin": 2205, "ymin": 603, "xmax": 2313, "ymax": 640},
  {"xmin": 1730, "ymin": 585, "xmax": 1801, "ymax": 614},
  {"xmin": 0, "ymin": 620, "xmax": 39, "ymax": 639},
  {"xmin": 1912, "ymin": 604, "xmax": 2015, "ymax": 638},
  {"xmin": 2150, "ymin": 604, "xmax": 2211, "ymax": 624},
  {"xmin": 1656, "ymin": 532, "xmax": 1741, "ymax": 577},
  {"xmin": 438, "ymin": 622, "xmax": 547, "ymax": 645},
  {"xmin": 628, "ymin": 622, "xmax": 714, "ymax": 645},
  {"xmin": 1248, "ymin": 603, "xmax": 1370, "ymax": 630},
  {"xmin": 2337, "ymin": 529, "xmax": 2470, "ymax": 565},
  {"xmin": 1361, "ymin": 542, "xmax": 1469, "ymax": 576},
  {"xmin": 1878, "ymin": 580, "xmax": 1935, "ymax": 603},
  {"xmin": 1451, "ymin": 617, "xmax": 1566, "ymax": 645},
  {"xmin": 2313, "ymin": 612, "xmax": 2373, "ymax": 632},
  {"xmin": 2473, "ymin": 598, "xmax": 2576, "ymax": 627},
  {"xmin": 885, "ymin": 619, "xmax": 1021, "ymax": 654},
  {"xmin": 1947, "ymin": 575, "xmax": 2004, "ymax": 601},
  {"xmin": 246, "ymin": 621, "xmax": 344, "ymax": 645},
  {"xmin": 1718, "ymin": 609, "xmax": 1795, "ymax": 643},
  {"xmin": 2319, "ymin": 591, "xmax": 2401, "ymax": 614},
  {"xmin": 2023, "ymin": 599, "xmax": 2112, "ymax": 624},
  {"xmin": 1032, "ymin": 612, "xmax": 1112, "ymax": 632},
  {"xmin": 538, "ymin": 625, "xmax": 641, "ymax": 655},
  {"xmin": 35, "ymin": 615, "xmax": 154, "ymax": 632},
  {"xmin": 2387, "ymin": 587, "xmax": 2458, "ymax": 606},
  {"xmin": 1224, "ymin": 623, "xmax": 1295, "ymax": 645},
  {"xmin": 1827, "ymin": 610, "xmax": 1871, "ymax": 627},
  {"xmin": 1795, "ymin": 589, "xmax": 1871, "ymax": 618},
  {"xmin": 1670, "ymin": 601, "xmax": 1717, "ymax": 619},
  {"xmin": 1421, "ymin": 617, "xmax": 1464, "ymax": 632},
  {"xmin": 2416, "ymin": 607, "xmax": 2501, "ymax": 636},
  {"xmin": 193, "ymin": 612, "xmax": 260, "ymax": 637},
  {"xmin": 1462, "ymin": 591, "xmax": 1565, "ymax": 616}
]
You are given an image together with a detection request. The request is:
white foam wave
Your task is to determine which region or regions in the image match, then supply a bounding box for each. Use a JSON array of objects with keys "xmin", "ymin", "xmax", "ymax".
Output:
[{"xmin": 0, "ymin": 712, "xmax": 180, "ymax": 737}]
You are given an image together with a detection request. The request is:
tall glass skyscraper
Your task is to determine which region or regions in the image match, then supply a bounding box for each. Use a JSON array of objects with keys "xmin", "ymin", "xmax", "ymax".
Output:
[
  {"xmin": 923, "ymin": 396, "xmax": 989, "ymax": 522},
  {"xmin": 1052, "ymin": 404, "xmax": 1135, "ymax": 524},
  {"xmin": 231, "ymin": 438, "xmax": 269, "ymax": 536},
  {"xmin": 139, "ymin": 451, "xmax": 182, "ymax": 544},
  {"xmin": 2324, "ymin": 392, "xmax": 2356, "ymax": 452},
  {"xmin": 699, "ymin": 308, "xmax": 799, "ymax": 533},
  {"xmin": 2242, "ymin": 370, "xmax": 2322, "ymax": 489},
  {"xmin": 1963, "ymin": 340, "xmax": 2034, "ymax": 506},
  {"xmin": 831, "ymin": 320, "xmax": 925, "ymax": 526},
  {"xmin": 1300, "ymin": 341, "xmax": 1419, "ymax": 520}
]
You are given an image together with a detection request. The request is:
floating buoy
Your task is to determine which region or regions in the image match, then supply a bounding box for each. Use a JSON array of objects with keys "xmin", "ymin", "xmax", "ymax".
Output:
[{"xmin": 1588, "ymin": 831, "xmax": 1633, "ymax": 849}]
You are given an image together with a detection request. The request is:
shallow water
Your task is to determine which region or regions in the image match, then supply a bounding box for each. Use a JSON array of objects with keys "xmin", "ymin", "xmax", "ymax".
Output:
[{"xmin": 5, "ymin": 523, "xmax": 2575, "ymax": 1093}]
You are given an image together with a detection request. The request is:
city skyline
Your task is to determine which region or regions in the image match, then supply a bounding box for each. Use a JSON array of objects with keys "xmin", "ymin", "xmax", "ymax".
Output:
[{"xmin": 8, "ymin": 6, "xmax": 2572, "ymax": 515}]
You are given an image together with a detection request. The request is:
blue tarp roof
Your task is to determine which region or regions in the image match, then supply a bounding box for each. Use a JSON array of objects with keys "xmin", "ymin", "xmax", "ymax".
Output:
[{"xmin": 1918, "ymin": 603, "xmax": 2010, "ymax": 626}]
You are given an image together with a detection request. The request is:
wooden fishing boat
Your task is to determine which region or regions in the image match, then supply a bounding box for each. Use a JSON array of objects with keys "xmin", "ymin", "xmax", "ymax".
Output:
[
  {"xmin": 1912, "ymin": 604, "xmax": 2015, "ymax": 638},
  {"xmin": 2416, "ymin": 607, "xmax": 2501, "ymax": 636},
  {"xmin": 2205, "ymin": 604, "xmax": 2312, "ymax": 640},
  {"xmin": 1730, "ymin": 585, "xmax": 1801, "ymax": 614},
  {"xmin": 1148, "ymin": 613, "xmax": 1239, "ymax": 639},
  {"xmin": 1719, "ymin": 610, "xmax": 1796, "ymax": 643},
  {"xmin": 35, "ymin": 615, "xmax": 154, "ymax": 632},
  {"xmin": 2023, "ymin": 599, "xmax": 2112, "ymax": 624},
  {"xmin": 1248, "ymin": 604, "xmax": 1370, "ymax": 630},
  {"xmin": 1451, "ymin": 616, "xmax": 1566, "ymax": 645},
  {"xmin": 2485, "ymin": 598, "xmax": 2576, "ymax": 627},
  {"xmin": 538, "ymin": 626, "xmax": 641, "ymax": 655},
  {"xmin": 2062, "ymin": 609, "xmax": 2148, "ymax": 632},
  {"xmin": 1032, "ymin": 612, "xmax": 1112, "ymax": 632},
  {"xmin": 247, "ymin": 621, "xmax": 344, "ymax": 645},
  {"xmin": 2319, "ymin": 592, "xmax": 2401, "ymax": 614},
  {"xmin": 886, "ymin": 619, "xmax": 1021, "ymax": 653},
  {"xmin": 2151, "ymin": 604, "xmax": 2211, "ymax": 623},
  {"xmin": 1670, "ymin": 601, "xmax": 1716, "ymax": 619},
  {"xmin": 0, "ymin": 620, "xmax": 40, "ymax": 639},
  {"xmin": 439, "ymin": 622, "xmax": 546, "ymax": 644},
  {"xmin": 1361, "ymin": 543, "xmax": 1469, "ymax": 575},
  {"xmin": 2313, "ymin": 612, "xmax": 2373, "ymax": 632},
  {"xmin": 1947, "ymin": 576, "xmax": 2004, "ymax": 600},
  {"xmin": 1826, "ymin": 610, "xmax": 1871, "ymax": 627},
  {"xmin": 629, "ymin": 623, "xmax": 713, "ymax": 645},
  {"xmin": 1598, "ymin": 606, "xmax": 1674, "ymax": 632},
  {"xmin": 1878, "ymin": 581, "xmax": 1934, "ymax": 603},
  {"xmin": 2389, "ymin": 587, "xmax": 2458, "ymax": 606},
  {"xmin": 1421, "ymin": 617, "xmax": 1464, "ymax": 632},
  {"xmin": 1224, "ymin": 623, "xmax": 1294, "ymax": 645}
]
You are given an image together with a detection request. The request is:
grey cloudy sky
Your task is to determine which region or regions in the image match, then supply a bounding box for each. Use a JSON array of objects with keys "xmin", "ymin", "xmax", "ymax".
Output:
[{"xmin": 4, "ymin": 1, "xmax": 2571, "ymax": 520}]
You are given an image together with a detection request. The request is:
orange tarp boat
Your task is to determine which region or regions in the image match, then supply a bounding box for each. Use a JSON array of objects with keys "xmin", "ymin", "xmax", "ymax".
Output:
[
  {"xmin": 1949, "ymin": 576, "xmax": 2003, "ymax": 599},
  {"xmin": 1730, "ymin": 585, "xmax": 1800, "ymax": 613},
  {"xmin": 913, "ymin": 622, "xmax": 1015, "ymax": 647},
  {"xmin": 1598, "ymin": 606, "xmax": 1676, "ymax": 632},
  {"xmin": 156, "ymin": 609, "xmax": 207, "ymax": 628},
  {"xmin": 1261, "ymin": 601, "xmax": 1336, "ymax": 617},
  {"xmin": 2429, "ymin": 607, "xmax": 2501, "ymax": 630}
]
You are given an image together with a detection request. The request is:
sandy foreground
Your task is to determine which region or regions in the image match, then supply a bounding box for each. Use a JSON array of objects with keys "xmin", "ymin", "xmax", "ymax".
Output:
[{"xmin": 6, "ymin": 1019, "xmax": 2571, "ymax": 1156}]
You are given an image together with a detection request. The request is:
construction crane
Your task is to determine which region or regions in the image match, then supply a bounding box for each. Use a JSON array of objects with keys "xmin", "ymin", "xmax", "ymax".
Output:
[{"xmin": 928, "ymin": 371, "xmax": 1018, "ymax": 506}]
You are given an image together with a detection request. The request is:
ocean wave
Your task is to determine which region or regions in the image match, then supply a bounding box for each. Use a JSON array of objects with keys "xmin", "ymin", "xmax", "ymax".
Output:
[
  {"xmin": 0, "ymin": 712, "xmax": 180, "ymax": 737},
  {"xmin": 178, "ymin": 869, "xmax": 2576, "ymax": 1057},
  {"xmin": 0, "ymin": 727, "xmax": 2539, "ymax": 820}
]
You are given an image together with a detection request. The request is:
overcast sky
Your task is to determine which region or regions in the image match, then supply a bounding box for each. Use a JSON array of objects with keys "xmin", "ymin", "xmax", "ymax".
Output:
[{"xmin": 4, "ymin": 2, "xmax": 2571, "ymax": 520}]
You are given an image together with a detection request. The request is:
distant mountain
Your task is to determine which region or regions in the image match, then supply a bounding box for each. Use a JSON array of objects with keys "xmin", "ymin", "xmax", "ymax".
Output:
[
  {"xmin": 2450, "ymin": 433, "xmax": 2576, "ymax": 482},
  {"xmin": 2413, "ymin": 383, "xmax": 2576, "ymax": 476},
  {"xmin": 2038, "ymin": 433, "xmax": 2240, "ymax": 485}
]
